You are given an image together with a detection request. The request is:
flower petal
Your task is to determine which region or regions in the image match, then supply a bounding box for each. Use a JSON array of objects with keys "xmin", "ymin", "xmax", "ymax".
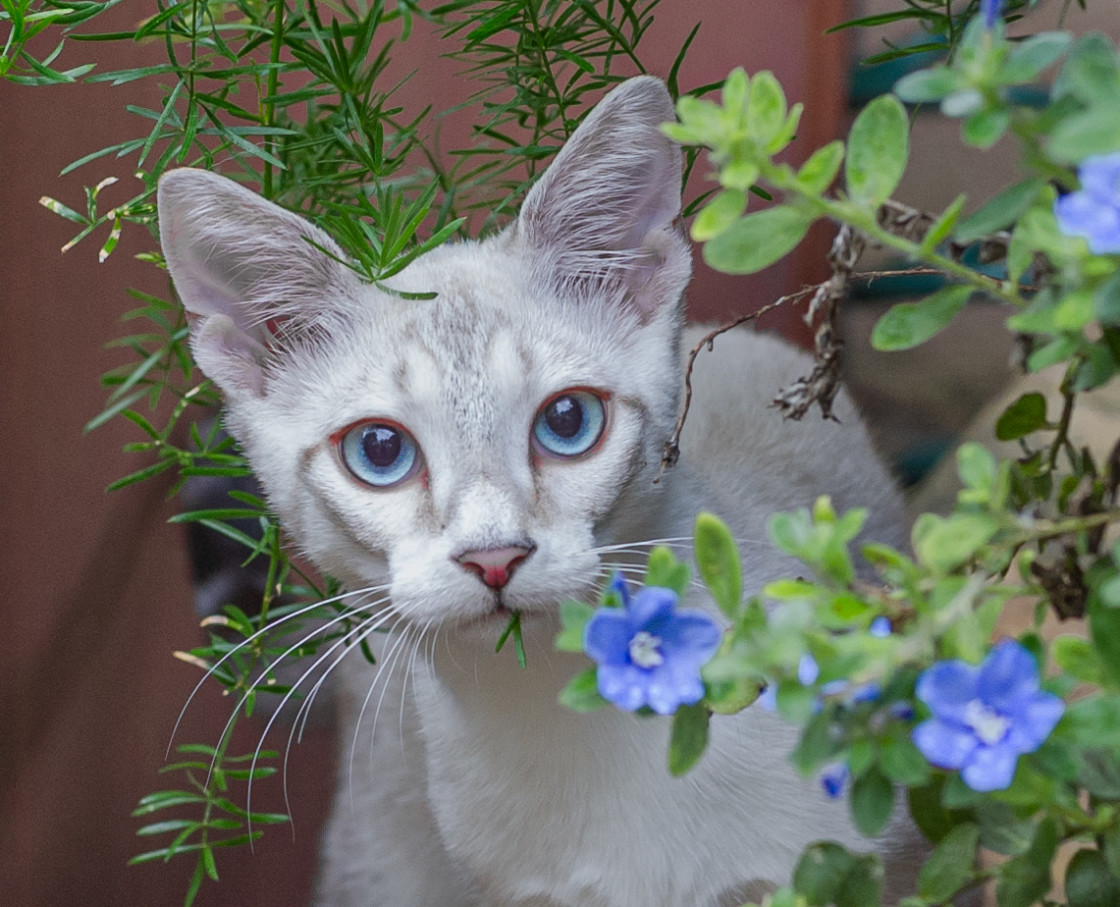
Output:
[
  {"xmin": 913, "ymin": 718, "xmax": 977, "ymax": 770},
  {"xmin": 628, "ymin": 586, "xmax": 678, "ymax": 626},
  {"xmin": 608, "ymin": 573, "xmax": 631, "ymax": 607},
  {"xmin": 584, "ymin": 609, "xmax": 637, "ymax": 666},
  {"xmin": 1005, "ymin": 691, "xmax": 1065, "ymax": 752},
  {"xmin": 657, "ymin": 610, "xmax": 722, "ymax": 666},
  {"xmin": 820, "ymin": 763, "xmax": 849, "ymax": 799},
  {"xmin": 1055, "ymin": 190, "xmax": 1120, "ymax": 254},
  {"xmin": 961, "ymin": 744, "xmax": 1019, "ymax": 792},
  {"xmin": 1079, "ymin": 151, "xmax": 1120, "ymax": 206},
  {"xmin": 646, "ymin": 664, "xmax": 703, "ymax": 715},
  {"xmin": 916, "ymin": 659, "xmax": 980, "ymax": 723},
  {"xmin": 596, "ymin": 663, "xmax": 649, "ymax": 712},
  {"xmin": 977, "ymin": 640, "xmax": 1040, "ymax": 711}
]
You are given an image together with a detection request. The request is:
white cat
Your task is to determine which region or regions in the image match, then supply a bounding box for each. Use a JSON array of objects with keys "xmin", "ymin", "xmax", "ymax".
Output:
[{"xmin": 158, "ymin": 76, "xmax": 920, "ymax": 906}]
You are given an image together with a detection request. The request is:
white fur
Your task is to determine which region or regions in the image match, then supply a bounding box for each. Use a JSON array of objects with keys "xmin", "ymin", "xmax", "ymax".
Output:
[{"xmin": 158, "ymin": 77, "xmax": 918, "ymax": 906}]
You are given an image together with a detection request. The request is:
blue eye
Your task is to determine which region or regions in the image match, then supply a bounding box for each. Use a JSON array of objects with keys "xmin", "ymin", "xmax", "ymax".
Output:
[
  {"xmin": 337, "ymin": 421, "xmax": 421, "ymax": 487},
  {"xmin": 532, "ymin": 390, "xmax": 607, "ymax": 459}
]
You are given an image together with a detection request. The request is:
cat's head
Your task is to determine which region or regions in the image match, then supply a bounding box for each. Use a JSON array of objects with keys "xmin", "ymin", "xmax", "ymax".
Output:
[{"xmin": 158, "ymin": 76, "xmax": 690, "ymax": 638}]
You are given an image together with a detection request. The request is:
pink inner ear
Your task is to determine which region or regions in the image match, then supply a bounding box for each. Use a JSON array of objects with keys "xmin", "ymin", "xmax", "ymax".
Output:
[
  {"xmin": 262, "ymin": 315, "xmax": 291, "ymax": 352},
  {"xmin": 265, "ymin": 316, "xmax": 289, "ymax": 336}
]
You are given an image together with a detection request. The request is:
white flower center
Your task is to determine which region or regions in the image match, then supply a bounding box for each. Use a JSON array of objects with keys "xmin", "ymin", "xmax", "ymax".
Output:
[
  {"xmin": 629, "ymin": 631, "xmax": 664, "ymax": 668},
  {"xmin": 963, "ymin": 698, "xmax": 1010, "ymax": 746}
]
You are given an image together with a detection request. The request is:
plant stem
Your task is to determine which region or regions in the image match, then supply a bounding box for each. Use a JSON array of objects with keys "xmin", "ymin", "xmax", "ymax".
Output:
[{"xmin": 263, "ymin": 0, "xmax": 286, "ymax": 198}]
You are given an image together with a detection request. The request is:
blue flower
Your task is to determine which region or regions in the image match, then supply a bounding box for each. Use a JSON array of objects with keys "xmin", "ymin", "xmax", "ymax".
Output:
[
  {"xmin": 583, "ymin": 577, "xmax": 721, "ymax": 715},
  {"xmin": 980, "ymin": 0, "xmax": 1004, "ymax": 29},
  {"xmin": 1054, "ymin": 152, "xmax": 1120, "ymax": 254},
  {"xmin": 820, "ymin": 762, "xmax": 849, "ymax": 799},
  {"xmin": 911, "ymin": 640, "xmax": 1064, "ymax": 792}
]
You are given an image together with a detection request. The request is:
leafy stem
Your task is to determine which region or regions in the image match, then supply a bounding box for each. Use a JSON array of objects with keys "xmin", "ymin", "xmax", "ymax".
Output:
[
  {"xmin": 262, "ymin": 0, "xmax": 286, "ymax": 198},
  {"xmin": 760, "ymin": 158, "xmax": 1024, "ymax": 308}
]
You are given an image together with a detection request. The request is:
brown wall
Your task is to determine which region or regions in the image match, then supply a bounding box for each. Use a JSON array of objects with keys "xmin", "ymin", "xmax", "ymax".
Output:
[{"xmin": 0, "ymin": 4, "xmax": 850, "ymax": 905}]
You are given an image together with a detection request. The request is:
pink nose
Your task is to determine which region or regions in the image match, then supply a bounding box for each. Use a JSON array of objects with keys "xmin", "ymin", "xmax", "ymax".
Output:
[{"xmin": 455, "ymin": 545, "xmax": 534, "ymax": 589}]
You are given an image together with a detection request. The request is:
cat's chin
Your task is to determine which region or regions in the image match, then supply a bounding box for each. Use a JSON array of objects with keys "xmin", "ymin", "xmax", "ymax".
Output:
[{"xmin": 451, "ymin": 603, "xmax": 552, "ymax": 646}]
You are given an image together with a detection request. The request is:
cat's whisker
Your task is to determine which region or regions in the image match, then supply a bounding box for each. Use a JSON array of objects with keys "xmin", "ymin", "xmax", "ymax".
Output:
[
  {"xmin": 287, "ymin": 595, "xmax": 401, "ymax": 744},
  {"xmin": 169, "ymin": 583, "xmax": 388, "ymax": 757},
  {"xmin": 347, "ymin": 609, "xmax": 425, "ymax": 794},
  {"xmin": 595, "ymin": 562, "xmax": 709, "ymax": 595},
  {"xmin": 367, "ymin": 621, "xmax": 419, "ymax": 751},
  {"xmin": 277, "ymin": 604, "xmax": 409, "ymax": 824},
  {"xmin": 201, "ymin": 589, "xmax": 394, "ymax": 784},
  {"xmin": 590, "ymin": 536, "xmax": 695, "ymax": 554},
  {"xmin": 246, "ymin": 604, "xmax": 401, "ymax": 831},
  {"xmin": 399, "ymin": 618, "xmax": 436, "ymax": 746},
  {"xmin": 293, "ymin": 600, "xmax": 406, "ymax": 745}
]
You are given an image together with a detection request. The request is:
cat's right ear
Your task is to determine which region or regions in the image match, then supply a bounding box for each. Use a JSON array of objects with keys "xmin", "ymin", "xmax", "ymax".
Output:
[{"xmin": 158, "ymin": 169, "xmax": 357, "ymax": 397}]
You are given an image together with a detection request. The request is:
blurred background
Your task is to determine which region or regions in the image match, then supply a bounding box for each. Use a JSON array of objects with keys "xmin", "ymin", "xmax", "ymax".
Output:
[{"xmin": 2, "ymin": 2, "xmax": 1117, "ymax": 905}]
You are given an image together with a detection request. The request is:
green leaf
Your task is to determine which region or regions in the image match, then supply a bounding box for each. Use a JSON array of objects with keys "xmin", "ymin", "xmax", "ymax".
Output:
[
  {"xmin": 995, "ymin": 392, "xmax": 1048, "ymax": 441},
  {"xmin": 558, "ymin": 667, "xmax": 605, "ymax": 712},
  {"xmin": 1048, "ymin": 104, "xmax": 1120, "ymax": 164},
  {"xmin": 878, "ymin": 732, "xmax": 932, "ymax": 786},
  {"xmin": 1090, "ymin": 593, "xmax": 1120, "ymax": 687},
  {"xmin": 1000, "ymin": 31, "xmax": 1072, "ymax": 84},
  {"xmin": 1103, "ymin": 825, "xmax": 1120, "ymax": 878},
  {"xmin": 1053, "ymin": 634, "xmax": 1108, "ymax": 686},
  {"xmin": 894, "ymin": 67, "xmax": 964, "ymax": 103},
  {"xmin": 913, "ymin": 512, "xmax": 999, "ymax": 573},
  {"xmin": 962, "ymin": 107, "xmax": 1010, "ymax": 150},
  {"xmin": 691, "ymin": 188, "xmax": 747, "ymax": 242},
  {"xmin": 769, "ymin": 509, "xmax": 812, "ymax": 556},
  {"xmin": 1060, "ymin": 694, "xmax": 1120, "ymax": 748},
  {"xmin": 1053, "ymin": 33, "xmax": 1120, "ymax": 108},
  {"xmin": 850, "ymin": 766, "xmax": 894, "ymax": 837},
  {"xmin": 718, "ymin": 159, "xmax": 761, "ymax": 193},
  {"xmin": 919, "ymin": 193, "xmax": 967, "ymax": 256},
  {"xmin": 1094, "ymin": 272, "xmax": 1120, "ymax": 325},
  {"xmin": 957, "ymin": 441, "xmax": 997, "ymax": 492},
  {"xmin": 793, "ymin": 841, "xmax": 855, "ymax": 905},
  {"xmin": 668, "ymin": 702, "xmax": 710, "ymax": 776},
  {"xmin": 1066, "ymin": 848, "xmax": 1120, "ymax": 907},
  {"xmin": 703, "ymin": 671, "xmax": 763, "ymax": 715},
  {"xmin": 1003, "ymin": 30, "xmax": 1070, "ymax": 82},
  {"xmin": 908, "ymin": 776, "xmax": 972, "ymax": 844},
  {"xmin": 975, "ymin": 801, "xmax": 1036, "ymax": 856},
  {"xmin": 835, "ymin": 855, "xmax": 884, "ymax": 907},
  {"xmin": 702, "ymin": 205, "xmax": 815, "ymax": 275},
  {"xmin": 845, "ymin": 94, "xmax": 909, "ymax": 208},
  {"xmin": 1075, "ymin": 748, "xmax": 1120, "ymax": 798},
  {"xmin": 494, "ymin": 610, "xmax": 526, "ymax": 668},
  {"xmin": 555, "ymin": 600, "xmax": 594, "ymax": 653},
  {"xmin": 776, "ymin": 681, "xmax": 819, "ymax": 725},
  {"xmin": 956, "ymin": 178, "xmax": 1045, "ymax": 244},
  {"xmin": 796, "ymin": 141, "xmax": 845, "ymax": 195},
  {"xmin": 871, "ymin": 285, "xmax": 972, "ymax": 351},
  {"xmin": 645, "ymin": 546, "xmax": 691, "ymax": 598},
  {"xmin": 693, "ymin": 512, "xmax": 741, "ymax": 619},
  {"xmin": 745, "ymin": 70, "xmax": 787, "ymax": 149},
  {"xmin": 995, "ymin": 817, "xmax": 1057, "ymax": 907},
  {"xmin": 918, "ymin": 822, "xmax": 980, "ymax": 902}
]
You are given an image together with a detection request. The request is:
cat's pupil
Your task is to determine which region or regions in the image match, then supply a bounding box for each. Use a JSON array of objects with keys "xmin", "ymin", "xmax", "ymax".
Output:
[
  {"xmin": 362, "ymin": 426, "xmax": 402, "ymax": 467},
  {"xmin": 545, "ymin": 396, "xmax": 583, "ymax": 439}
]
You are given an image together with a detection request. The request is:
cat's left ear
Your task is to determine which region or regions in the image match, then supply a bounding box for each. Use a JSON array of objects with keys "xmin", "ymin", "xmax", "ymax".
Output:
[
  {"xmin": 158, "ymin": 168, "xmax": 360, "ymax": 397},
  {"xmin": 517, "ymin": 76, "xmax": 691, "ymax": 319}
]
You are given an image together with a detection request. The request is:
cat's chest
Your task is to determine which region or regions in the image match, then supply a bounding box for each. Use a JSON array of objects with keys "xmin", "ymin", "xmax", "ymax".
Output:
[
  {"xmin": 407, "ymin": 650, "xmax": 852, "ymax": 907},
  {"xmin": 411, "ymin": 661, "xmax": 691, "ymax": 904}
]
